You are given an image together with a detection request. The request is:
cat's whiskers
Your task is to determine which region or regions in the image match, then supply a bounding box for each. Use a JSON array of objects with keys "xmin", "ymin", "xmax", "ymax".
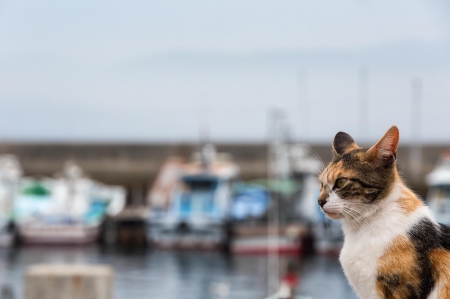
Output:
[
  {"xmin": 304, "ymin": 146, "xmax": 325, "ymax": 171},
  {"xmin": 345, "ymin": 207, "xmax": 370, "ymax": 228},
  {"xmin": 343, "ymin": 205, "xmax": 361, "ymax": 220},
  {"xmin": 340, "ymin": 207, "xmax": 361, "ymax": 226},
  {"xmin": 342, "ymin": 212, "xmax": 366, "ymax": 232},
  {"xmin": 341, "ymin": 209, "xmax": 360, "ymax": 229},
  {"xmin": 342, "ymin": 201, "xmax": 369, "ymax": 219},
  {"xmin": 340, "ymin": 204, "xmax": 372, "ymax": 231}
]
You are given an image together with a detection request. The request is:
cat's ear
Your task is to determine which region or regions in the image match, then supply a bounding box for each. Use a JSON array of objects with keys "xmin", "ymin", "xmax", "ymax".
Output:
[
  {"xmin": 366, "ymin": 126, "xmax": 399, "ymax": 165},
  {"xmin": 332, "ymin": 132, "xmax": 359, "ymax": 156}
]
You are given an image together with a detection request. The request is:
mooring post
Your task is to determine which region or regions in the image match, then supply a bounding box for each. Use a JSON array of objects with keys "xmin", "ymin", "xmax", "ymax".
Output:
[{"xmin": 24, "ymin": 264, "xmax": 113, "ymax": 299}]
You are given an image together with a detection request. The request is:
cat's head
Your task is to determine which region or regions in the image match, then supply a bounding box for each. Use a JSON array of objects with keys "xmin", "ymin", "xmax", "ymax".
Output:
[{"xmin": 318, "ymin": 126, "xmax": 400, "ymax": 220}]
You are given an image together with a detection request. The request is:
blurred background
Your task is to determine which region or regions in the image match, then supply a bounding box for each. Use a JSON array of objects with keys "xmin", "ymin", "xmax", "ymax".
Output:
[{"xmin": 0, "ymin": 1, "xmax": 450, "ymax": 298}]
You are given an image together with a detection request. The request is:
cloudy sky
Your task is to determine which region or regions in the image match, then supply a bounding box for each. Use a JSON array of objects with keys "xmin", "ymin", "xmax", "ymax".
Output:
[{"xmin": 0, "ymin": 0, "xmax": 450, "ymax": 143}]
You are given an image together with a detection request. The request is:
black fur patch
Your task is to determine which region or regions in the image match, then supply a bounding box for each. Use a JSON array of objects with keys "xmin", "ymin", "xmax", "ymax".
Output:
[
  {"xmin": 407, "ymin": 219, "xmax": 440, "ymax": 299},
  {"xmin": 333, "ymin": 132, "xmax": 356, "ymax": 155},
  {"xmin": 438, "ymin": 223, "xmax": 450, "ymax": 250},
  {"xmin": 336, "ymin": 179, "xmax": 381, "ymax": 203},
  {"xmin": 377, "ymin": 274, "xmax": 416, "ymax": 299},
  {"xmin": 329, "ymin": 148, "xmax": 397, "ymax": 202}
]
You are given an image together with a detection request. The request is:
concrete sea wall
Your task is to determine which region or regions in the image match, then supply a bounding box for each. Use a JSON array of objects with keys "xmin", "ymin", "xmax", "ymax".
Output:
[{"xmin": 0, "ymin": 142, "xmax": 447, "ymax": 198}]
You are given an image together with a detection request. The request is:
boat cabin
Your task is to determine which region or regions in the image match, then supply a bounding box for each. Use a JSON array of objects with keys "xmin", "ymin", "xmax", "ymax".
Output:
[
  {"xmin": 427, "ymin": 151, "xmax": 450, "ymax": 226},
  {"xmin": 173, "ymin": 174, "xmax": 231, "ymax": 222}
]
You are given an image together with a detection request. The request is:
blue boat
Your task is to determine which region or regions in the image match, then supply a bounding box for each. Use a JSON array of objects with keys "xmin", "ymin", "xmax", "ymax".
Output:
[{"xmin": 148, "ymin": 144, "xmax": 239, "ymax": 249}]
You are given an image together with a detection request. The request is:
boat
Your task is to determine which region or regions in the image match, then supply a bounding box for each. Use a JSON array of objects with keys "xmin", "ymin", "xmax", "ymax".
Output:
[
  {"xmin": 147, "ymin": 157, "xmax": 185, "ymax": 210},
  {"xmin": 15, "ymin": 162, "xmax": 126, "ymax": 245},
  {"xmin": 289, "ymin": 144, "xmax": 343, "ymax": 256},
  {"xmin": 0, "ymin": 155, "xmax": 22, "ymax": 247},
  {"xmin": 265, "ymin": 295, "xmax": 312, "ymax": 299},
  {"xmin": 426, "ymin": 150, "xmax": 450, "ymax": 226},
  {"xmin": 230, "ymin": 180, "xmax": 306, "ymax": 255},
  {"xmin": 147, "ymin": 143, "xmax": 239, "ymax": 249},
  {"xmin": 231, "ymin": 223, "xmax": 306, "ymax": 255},
  {"xmin": 231, "ymin": 109, "xmax": 324, "ymax": 256}
]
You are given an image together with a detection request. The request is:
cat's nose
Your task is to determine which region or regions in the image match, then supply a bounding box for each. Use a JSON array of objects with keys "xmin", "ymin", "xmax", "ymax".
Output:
[{"xmin": 318, "ymin": 198, "xmax": 327, "ymax": 208}]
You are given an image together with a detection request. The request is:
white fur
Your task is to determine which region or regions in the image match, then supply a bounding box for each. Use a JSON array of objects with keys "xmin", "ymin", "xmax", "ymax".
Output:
[
  {"xmin": 334, "ymin": 183, "xmax": 437, "ymax": 299},
  {"xmin": 428, "ymin": 283, "xmax": 440, "ymax": 299}
]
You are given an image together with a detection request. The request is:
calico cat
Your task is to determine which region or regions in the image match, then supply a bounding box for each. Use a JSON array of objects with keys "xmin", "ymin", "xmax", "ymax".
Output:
[{"xmin": 318, "ymin": 126, "xmax": 450, "ymax": 299}]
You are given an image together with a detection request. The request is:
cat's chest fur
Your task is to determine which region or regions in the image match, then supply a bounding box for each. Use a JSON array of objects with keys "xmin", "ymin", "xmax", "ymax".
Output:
[
  {"xmin": 339, "ymin": 202, "xmax": 431, "ymax": 299},
  {"xmin": 340, "ymin": 229, "xmax": 388, "ymax": 299}
]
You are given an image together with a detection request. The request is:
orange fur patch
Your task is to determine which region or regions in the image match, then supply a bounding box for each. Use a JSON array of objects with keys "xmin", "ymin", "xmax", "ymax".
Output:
[
  {"xmin": 327, "ymin": 168, "xmax": 340, "ymax": 183},
  {"xmin": 318, "ymin": 189, "xmax": 329, "ymax": 203},
  {"xmin": 324, "ymin": 161, "xmax": 357, "ymax": 184},
  {"xmin": 429, "ymin": 248, "xmax": 450, "ymax": 299},
  {"xmin": 376, "ymin": 235, "xmax": 420, "ymax": 298},
  {"xmin": 318, "ymin": 166, "xmax": 328, "ymax": 183},
  {"xmin": 343, "ymin": 143, "xmax": 359, "ymax": 153},
  {"xmin": 367, "ymin": 126, "xmax": 399, "ymax": 161},
  {"xmin": 397, "ymin": 188, "xmax": 423, "ymax": 214}
]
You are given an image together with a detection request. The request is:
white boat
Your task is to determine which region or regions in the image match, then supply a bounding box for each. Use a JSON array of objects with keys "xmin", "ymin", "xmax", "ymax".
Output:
[
  {"xmin": 15, "ymin": 162, "xmax": 126, "ymax": 245},
  {"xmin": 265, "ymin": 294, "xmax": 312, "ymax": 299},
  {"xmin": 231, "ymin": 110, "xmax": 314, "ymax": 256},
  {"xmin": 231, "ymin": 224, "xmax": 305, "ymax": 255},
  {"xmin": 147, "ymin": 144, "xmax": 239, "ymax": 249},
  {"xmin": 230, "ymin": 184, "xmax": 304, "ymax": 255},
  {"xmin": 426, "ymin": 151, "xmax": 450, "ymax": 226},
  {"xmin": 290, "ymin": 145, "xmax": 343, "ymax": 255},
  {"xmin": 231, "ymin": 109, "xmax": 327, "ymax": 256},
  {"xmin": 18, "ymin": 222, "xmax": 99, "ymax": 245},
  {"xmin": 267, "ymin": 141, "xmax": 342, "ymax": 256},
  {"xmin": 0, "ymin": 155, "xmax": 22, "ymax": 247}
]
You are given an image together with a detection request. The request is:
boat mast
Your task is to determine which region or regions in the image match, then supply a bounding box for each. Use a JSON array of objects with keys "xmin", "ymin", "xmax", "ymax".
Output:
[
  {"xmin": 267, "ymin": 108, "xmax": 289, "ymax": 295},
  {"xmin": 358, "ymin": 66, "xmax": 369, "ymax": 142},
  {"xmin": 410, "ymin": 77, "xmax": 423, "ymax": 182}
]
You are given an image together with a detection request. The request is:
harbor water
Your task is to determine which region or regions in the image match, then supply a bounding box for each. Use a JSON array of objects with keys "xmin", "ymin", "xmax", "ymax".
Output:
[{"xmin": 0, "ymin": 246, "xmax": 355, "ymax": 299}]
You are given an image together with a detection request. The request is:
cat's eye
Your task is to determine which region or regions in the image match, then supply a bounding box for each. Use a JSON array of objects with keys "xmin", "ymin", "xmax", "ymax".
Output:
[{"xmin": 335, "ymin": 178, "xmax": 348, "ymax": 189}]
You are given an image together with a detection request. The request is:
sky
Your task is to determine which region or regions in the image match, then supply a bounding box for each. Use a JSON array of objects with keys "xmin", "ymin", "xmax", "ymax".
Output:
[{"xmin": 0, "ymin": 0, "xmax": 450, "ymax": 143}]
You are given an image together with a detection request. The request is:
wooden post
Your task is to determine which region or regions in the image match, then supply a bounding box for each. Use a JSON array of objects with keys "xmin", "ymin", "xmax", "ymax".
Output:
[{"xmin": 24, "ymin": 264, "xmax": 113, "ymax": 299}]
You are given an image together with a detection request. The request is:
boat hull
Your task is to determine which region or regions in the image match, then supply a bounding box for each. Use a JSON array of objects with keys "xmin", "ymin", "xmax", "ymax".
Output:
[
  {"xmin": 148, "ymin": 224, "xmax": 226, "ymax": 250},
  {"xmin": 232, "ymin": 236, "xmax": 302, "ymax": 255},
  {"xmin": 231, "ymin": 224, "xmax": 305, "ymax": 255},
  {"xmin": 18, "ymin": 224, "xmax": 100, "ymax": 245}
]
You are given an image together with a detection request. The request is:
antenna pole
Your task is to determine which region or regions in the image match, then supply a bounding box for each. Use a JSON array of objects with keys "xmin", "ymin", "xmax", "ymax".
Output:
[
  {"xmin": 358, "ymin": 66, "xmax": 369, "ymax": 142},
  {"xmin": 410, "ymin": 77, "xmax": 423, "ymax": 181},
  {"xmin": 297, "ymin": 68, "xmax": 309, "ymax": 141}
]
